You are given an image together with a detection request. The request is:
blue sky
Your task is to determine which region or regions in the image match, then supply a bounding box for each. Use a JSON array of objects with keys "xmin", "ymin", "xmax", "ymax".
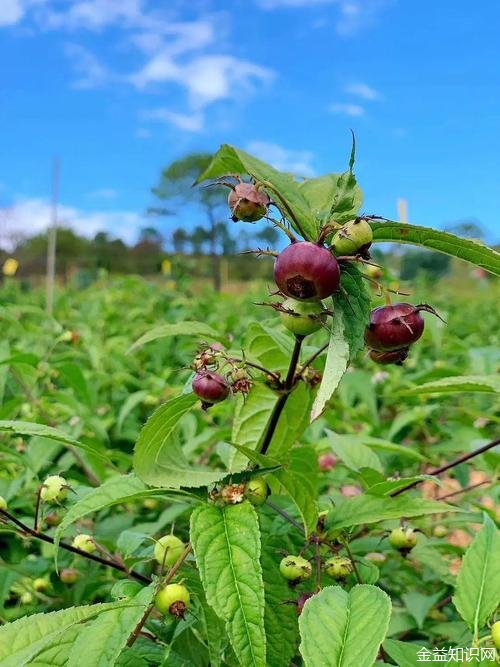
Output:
[{"xmin": 1, "ymin": 0, "xmax": 499, "ymax": 247}]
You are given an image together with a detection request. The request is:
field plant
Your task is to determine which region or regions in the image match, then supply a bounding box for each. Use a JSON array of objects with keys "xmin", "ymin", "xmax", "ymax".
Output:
[{"xmin": 0, "ymin": 143, "xmax": 499, "ymax": 666}]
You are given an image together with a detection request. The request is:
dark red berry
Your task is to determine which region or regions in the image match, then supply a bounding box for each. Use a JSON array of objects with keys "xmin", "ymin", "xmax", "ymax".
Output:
[
  {"xmin": 192, "ymin": 372, "xmax": 230, "ymax": 407},
  {"xmin": 274, "ymin": 242, "xmax": 340, "ymax": 300},
  {"xmin": 368, "ymin": 348, "xmax": 409, "ymax": 365},
  {"xmin": 364, "ymin": 303, "xmax": 440, "ymax": 352},
  {"xmin": 296, "ymin": 592, "xmax": 315, "ymax": 615},
  {"xmin": 228, "ymin": 183, "xmax": 270, "ymax": 222}
]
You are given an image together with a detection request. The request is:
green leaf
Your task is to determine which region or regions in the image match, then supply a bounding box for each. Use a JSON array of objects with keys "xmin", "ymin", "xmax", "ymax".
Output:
[
  {"xmin": 197, "ymin": 144, "xmax": 318, "ymax": 240},
  {"xmin": 370, "ymin": 221, "xmax": 500, "ymax": 275},
  {"xmin": 128, "ymin": 321, "xmax": 223, "ymax": 353},
  {"xmin": 401, "ymin": 375, "xmax": 500, "ymax": 396},
  {"xmin": 366, "ymin": 476, "xmax": 438, "ymax": 496},
  {"xmin": 310, "ymin": 311, "xmax": 349, "ymax": 421},
  {"xmin": 452, "ymin": 514, "xmax": 500, "ymax": 638},
  {"xmin": 298, "ymin": 171, "xmax": 363, "ymax": 224},
  {"xmin": 133, "ymin": 394, "xmax": 226, "ymax": 488},
  {"xmin": 190, "ymin": 502, "xmax": 266, "ymax": 667},
  {"xmin": 260, "ymin": 525, "xmax": 299, "ymax": 667},
  {"xmin": 67, "ymin": 586, "xmax": 155, "ymax": 667},
  {"xmin": 116, "ymin": 390, "xmax": 148, "ymax": 435},
  {"xmin": 27, "ymin": 626, "xmax": 81, "ymax": 666},
  {"xmin": 326, "ymin": 495, "xmax": 459, "ymax": 532},
  {"xmin": 325, "ymin": 431, "xmax": 383, "ymax": 473},
  {"xmin": 0, "ymin": 420, "xmax": 109, "ymax": 463},
  {"xmin": 383, "ymin": 639, "xmax": 422, "ymax": 667},
  {"xmin": 53, "ymin": 474, "xmax": 183, "ymax": 566},
  {"xmin": 271, "ymin": 446, "xmax": 319, "ymax": 536},
  {"xmin": 402, "ymin": 591, "xmax": 442, "ymax": 629},
  {"xmin": 299, "ymin": 584, "xmax": 391, "ymax": 667},
  {"xmin": 360, "ymin": 437, "xmax": 428, "ymax": 462},
  {"xmin": 245, "ymin": 322, "xmax": 293, "ymax": 375},
  {"xmin": 0, "ymin": 603, "xmax": 120, "ymax": 667},
  {"xmin": 267, "ymin": 382, "xmax": 312, "ymax": 459}
]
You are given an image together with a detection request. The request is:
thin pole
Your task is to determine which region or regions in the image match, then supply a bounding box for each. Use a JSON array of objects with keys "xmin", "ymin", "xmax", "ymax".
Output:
[{"xmin": 46, "ymin": 158, "xmax": 60, "ymax": 316}]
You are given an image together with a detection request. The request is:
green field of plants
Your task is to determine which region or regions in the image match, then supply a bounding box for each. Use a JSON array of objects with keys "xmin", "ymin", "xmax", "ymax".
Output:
[{"xmin": 0, "ymin": 146, "xmax": 499, "ymax": 667}]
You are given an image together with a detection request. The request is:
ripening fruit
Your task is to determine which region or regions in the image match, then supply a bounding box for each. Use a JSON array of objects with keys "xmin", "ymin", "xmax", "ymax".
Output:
[
  {"xmin": 279, "ymin": 555, "xmax": 312, "ymax": 582},
  {"xmin": 324, "ymin": 556, "xmax": 353, "ymax": 580},
  {"xmin": 245, "ymin": 477, "xmax": 269, "ymax": 506},
  {"xmin": 72, "ymin": 534, "xmax": 96, "ymax": 553},
  {"xmin": 192, "ymin": 372, "xmax": 230, "ymax": 407},
  {"xmin": 318, "ymin": 452, "xmax": 337, "ymax": 471},
  {"xmin": 296, "ymin": 592, "xmax": 315, "ymax": 615},
  {"xmin": 279, "ymin": 297, "xmax": 328, "ymax": 336},
  {"xmin": 154, "ymin": 534, "xmax": 185, "ymax": 567},
  {"xmin": 60, "ymin": 568, "xmax": 80, "ymax": 584},
  {"xmin": 154, "ymin": 583, "xmax": 190, "ymax": 618},
  {"xmin": 368, "ymin": 347, "xmax": 409, "ymax": 365},
  {"xmin": 491, "ymin": 621, "xmax": 500, "ymax": 650},
  {"xmin": 40, "ymin": 475, "xmax": 68, "ymax": 503},
  {"xmin": 365, "ymin": 304, "xmax": 440, "ymax": 352},
  {"xmin": 331, "ymin": 218, "xmax": 373, "ymax": 257},
  {"xmin": 0, "ymin": 496, "xmax": 7, "ymax": 510},
  {"xmin": 228, "ymin": 182, "xmax": 270, "ymax": 222},
  {"xmin": 33, "ymin": 577, "xmax": 49, "ymax": 592},
  {"xmin": 274, "ymin": 242, "xmax": 341, "ymax": 301},
  {"xmin": 389, "ymin": 527, "xmax": 418, "ymax": 551}
]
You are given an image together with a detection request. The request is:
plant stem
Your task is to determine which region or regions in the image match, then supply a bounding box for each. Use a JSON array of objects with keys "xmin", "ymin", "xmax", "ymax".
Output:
[
  {"xmin": 266, "ymin": 500, "xmax": 304, "ymax": 534},
  {"xmin": 259, "ymin": 336, "xmax": 304, "ymax": 456},
  {"xmin": 436, "ymin": 478, "xmax": 492, "ymax": 501},
  {"xmin": 342, "ymin": 539, "xmax": 361, "ymax": 584},
  {"xmin": 0, "ymin": 507, "xmax": 151, "ymax": 584},
  {"xmin": 126, "ymin": 544, "xmax": 192, "ymax": 648},
  {"xmin": 391, "ymin": 437, "xmax": 500, "ymax": 497}
]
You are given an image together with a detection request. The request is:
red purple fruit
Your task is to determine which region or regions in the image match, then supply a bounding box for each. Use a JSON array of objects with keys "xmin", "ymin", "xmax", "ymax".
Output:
[
  {"xmin": 274, "ymin": 242, "xmax": 340, "ymax": 300},
  {"xmin": 364, "ymin": 303, "xmax": 439, "ymax": 352},
  {"xmin": 368, "ymin": 348, "xmax": 409, "ymax": 365},
  {"xmin": 192, "ymin": 372, "xmax": 230, "ymax": 406}
]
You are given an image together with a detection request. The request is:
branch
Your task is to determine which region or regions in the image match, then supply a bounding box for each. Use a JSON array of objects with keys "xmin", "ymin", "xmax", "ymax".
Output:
[
  {"xmin": 391, "ymin": 438, "xmax": 500, "ymax": 497},
  {"xmin": 299, "ymin": 342, "xmax": 329, "ymax": 376},
  {"xmin": 266, "ymin": 500, "xmax": 304, "ymax": 534},
  {"xmin": 0, "ymin": 507, "xmax": 151, "ymax": 584}
]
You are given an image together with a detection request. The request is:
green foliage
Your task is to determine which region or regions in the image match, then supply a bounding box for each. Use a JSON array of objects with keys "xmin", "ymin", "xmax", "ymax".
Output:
[{"xmin": 299, "ymin": 585, "xmax": 391, "ymax": 667}]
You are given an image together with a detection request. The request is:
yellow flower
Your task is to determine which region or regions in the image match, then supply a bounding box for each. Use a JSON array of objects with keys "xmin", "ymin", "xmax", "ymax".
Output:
[{"xmin": 2, "ymin": 258, "xmax": 19, "ymax": 276}]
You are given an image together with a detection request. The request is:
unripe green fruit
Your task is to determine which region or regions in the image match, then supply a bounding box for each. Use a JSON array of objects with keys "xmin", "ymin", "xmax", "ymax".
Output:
[
  {"xmin": 154, "ymin": 583, "xmax": 190, "ymax": 618},
  {"xmin": 33, "ymin": 577, "xmax": 49, "ymax": 592},
  {"xmin": 143, "ymin": 498, "xmax": 159, "ymax": 510},
  {"xmin": 60, "ymin": 568, "xmax": 80, "ymax": 584},
  {"xmin": 280, "ymin": 298, "xmax": 327, "ymax": 336},
  {"xmin": 72, "ymin": 534, "xmax": 96, "ymax": 553},
  {"xmin": 433, "ymin": 525, "xmax": 448, "ymax": 538},
  {"xmin": 245, "ymin": 478, "xmax": 269, "ymax": 506},
  {"xmin": 154, "ymin": 534, "xmax": 185, "ymax": 567},
  {"xmin": 279, "ymin": 555, "xmax": 312, "ymax": 582},
  {"xmin": 0, "ymin": 496, "xmax": 7, "ymax": 511},
  {"xmin": 40, "ymin": 475, "xmax": 68, "ymax": 503},
  {"xmin": 491, "ymin": 621, "xmax": 500, "ymax": 650},
  {"xmin": 324, "ymin": 556, "xmax": 353, "ymax": 580},
  {"xmin": 331, "ymin": 218, "xmax": 373, "ymax": 256},
  {"xmin": 20, "ymin": 591, "xmax": 33, "ymax": 604},
  {"xmin": 389, "ymin": 527, "xmax": 417, "ymax": 551}
]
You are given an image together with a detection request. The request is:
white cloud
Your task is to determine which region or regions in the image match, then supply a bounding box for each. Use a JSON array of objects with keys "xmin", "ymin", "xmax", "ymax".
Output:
[
  {"xmin": 40, "ymin": 0, "xmax": 146, "ymax": 31},
  {"xmin": 329, "ymin": 102, "xmax": 364, "ymax": 116},
  {"xmin": 0, "ymin": 198, "xmax": 144, "ymax": 249},
  {"xmin": 87, "ymin": 188, "xmax": 118, "ymax": 199},
  {"xmin": 0, "ymin": 0, "xmax": 25, "ymax": 26},
  {"xmin": 246, "ymin": 141, "xmax": 315, "ymax": 176},
  {"xmin": 144, "ymin": 108, "xmax": 204, "ymax": 132},
  {"xmin": 345, "ymin": 81, "xmax": 380, "ymax": 100},
  {"xmin": 65, "ymin": 43, "xmax": 109, "ymax": 88}
]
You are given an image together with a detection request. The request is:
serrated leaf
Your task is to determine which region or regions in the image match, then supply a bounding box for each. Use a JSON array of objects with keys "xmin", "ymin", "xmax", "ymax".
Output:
[
  {"xmin": 190, "ymin": 502, "xmax": 266, "ymax": 667},
  {"xmin": 310, "ymin": 311, "xmax": 349, "ymax": 421},
  {"xmin": 299, "ymin": 585, "xmax": 391, "ymax": 667},
  {"xmin": 329, "ymin": 169, "xmax": 364, "ymax": 224},
  {"xmin": 128, "ymin": 321, "xmax": 223, "ymax": 353},
  {"xmin": 0, "ymin": 420, "xmax": 109, "ymax": 463},
  {"xmin": 67, "ymin": 586, "xmax": 155, "ymax": 667},
  {"xmin": 383, "ymin": 639, "xmax": 422, "ymax": 667},
  {"xmin": 245, "ymin": 322, "xmax": 293, "ymax": 375},
  {"xmin": 27, "ymin": 625, "xmax": 81, "ymax": 666},
  {"xmin": 366, "ymin": 475, "xmax": 438, "ymax": 496},
  {"xmin": 267, "ymin": 382, "xmax": 312, "ymax": 459},
  {"xmin": 133, "ymin": 394, "xmax": 227, "ymax": 488},
  {"xmin": 271, "ymin": 446, "xmax": 319, "ymax": 536},
  {"xmin": 334, "ymin": 262, "xmax": 371, "ymax": 358},
  {"xmin": 197, "ymin": 144, "xmax": 318, "ymax": 240},
  {"xmin": 326, "ymin": 495, "xmax": 459, "ymax": 532},
  {"xmin": 0, "ymin": 603, "xmax": 120, "ymax": 667},
  {"xmin": 325, "ymin": 431, "xmax": 383, "ymax": 473},
  {"xmin": 370, "ymin": 221, "xmax": 500, "ymax": 275},
  {"xmin": 453, "ymin": 514, "xmax": 500, "ymax": 638},
  {"xmin": 298, "ymin": 172, "xmax": 363, "ymax": 224},
  {"xmin": 401, "ymin": 375, "xmax": 500, "ymax": 396}
]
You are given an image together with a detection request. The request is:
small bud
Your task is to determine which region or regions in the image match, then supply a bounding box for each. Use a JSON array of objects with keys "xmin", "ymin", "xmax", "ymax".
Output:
[
  {"xmin": 40, "ymin": 475, "xmax": 68, "ymax": 503},
  {"xmin": 60, "ymin": 568, "xmax": 80, "ymax": 584}
]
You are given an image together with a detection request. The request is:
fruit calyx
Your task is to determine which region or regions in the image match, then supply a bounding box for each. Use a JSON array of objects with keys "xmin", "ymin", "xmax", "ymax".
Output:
[{"xmin": 228, "ymin": 182, "xmax": 270, "ymax": 222}]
